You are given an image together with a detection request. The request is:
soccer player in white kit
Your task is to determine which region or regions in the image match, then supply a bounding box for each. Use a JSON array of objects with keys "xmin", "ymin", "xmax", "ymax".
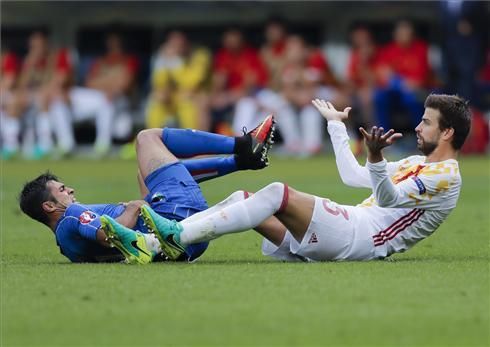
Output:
[{"xmin": 140, "ymin": 94, "xmax": 471, "ymax": 262}]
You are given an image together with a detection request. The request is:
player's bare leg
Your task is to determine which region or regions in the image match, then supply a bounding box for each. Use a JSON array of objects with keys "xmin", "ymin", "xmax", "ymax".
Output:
[
  {"xmin": 135, "ymin": 128, "xmax": 178, "ymax": 179},
  {"xmin": 272, "ymin": 187, "xmax": 315, "ymax": 243},
  {"xmin": 253, "ymin": 217, "xmax": 288, "ymax": 247},
  {"xmin": 137, "ymin": 170, "xmax": 149, "ymax": 198}
]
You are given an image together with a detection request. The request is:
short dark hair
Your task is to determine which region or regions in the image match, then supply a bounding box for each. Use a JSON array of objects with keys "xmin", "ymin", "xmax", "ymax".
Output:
[
  {"xmin": 424, "ymin": 94, "xmax": 472, "ymax": 150},
  {"xmin": 19, "ymin": 172, "xmax": 59, "ymax": 226}
]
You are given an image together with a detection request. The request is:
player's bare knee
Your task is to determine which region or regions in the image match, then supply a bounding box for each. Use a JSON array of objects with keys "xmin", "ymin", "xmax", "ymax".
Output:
[{"xmin": 136, "ymin": 129, "xmax": 162, "ymax": 150}]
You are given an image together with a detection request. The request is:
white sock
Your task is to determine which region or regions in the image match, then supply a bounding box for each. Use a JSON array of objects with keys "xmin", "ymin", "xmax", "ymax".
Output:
[
  {"xmin": 0, "ymin": 113, "xmax": 20, "ymax": 151},
  {"xmin": 50, "ymin": 101, "xmax": 75, "ymax": 152},
  {"xmin": 142, "ymin": 233, "xmax": 162, "ymax": 254},
  {"xmin": 36, "ymin": 112, "xmax": 53, "ymax": 151},
  {"xmin": 184, "ymin": 190, "xmax": 249, "ymax": 223},
  {"xmin": 179, "ymin": 183, "xmax": 287, "ymax": 245}
]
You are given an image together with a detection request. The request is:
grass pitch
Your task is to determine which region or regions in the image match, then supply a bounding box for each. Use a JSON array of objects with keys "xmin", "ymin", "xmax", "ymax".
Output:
[{"xmin": 1, "ymin": 155, "xmax": 489, "ymax": 347}]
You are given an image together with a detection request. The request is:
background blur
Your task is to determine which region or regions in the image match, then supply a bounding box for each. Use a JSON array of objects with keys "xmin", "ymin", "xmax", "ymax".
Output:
[{"xmin": 2, "ymin": 1, "xmax": 489, "ymax": 160}]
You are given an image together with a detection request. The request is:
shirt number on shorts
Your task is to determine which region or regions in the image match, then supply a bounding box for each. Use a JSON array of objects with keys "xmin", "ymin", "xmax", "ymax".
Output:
[{"xmin": 322, "ymin": 199, "xmax": 349, "ymax": 220}]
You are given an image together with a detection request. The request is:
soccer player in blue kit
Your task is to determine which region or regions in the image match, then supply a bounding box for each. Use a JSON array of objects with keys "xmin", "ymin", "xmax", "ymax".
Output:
[{"xmin": 18, "ymin": 116, "xmax": 276, "ymax": 263}]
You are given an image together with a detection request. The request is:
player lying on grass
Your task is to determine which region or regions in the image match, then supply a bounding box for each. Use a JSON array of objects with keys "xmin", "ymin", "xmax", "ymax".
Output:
[
  {"xmin": 138, "ymin": 94, "xmax": 471, "ymax": 262},
  {"xmin": 18, "ymin": 115, "xmax": 276, "ymax": 263}
]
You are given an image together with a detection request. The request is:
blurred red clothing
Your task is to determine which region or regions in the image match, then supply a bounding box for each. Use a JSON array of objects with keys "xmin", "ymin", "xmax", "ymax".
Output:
[
  {"xmin": 54, "ymin": 48, "xmax": 72, "ymax": 73},
  {"xmin": 20, "ymin": 49, "xmax": 73, "ymax": 89},
  {"xmin": 213, "ymin": 46, "xmax": 268, "ymax": 90},
  {"xmin": 307, "ymin": 49, "xmax": 329, "ymax": 75},
  {"xmin": 88, "ymin": 52, "xmax": 139, "ymax": 77},
  {"xmin": 23, "ymin": 49, "xmax": 72, "ymax": 72},
  {"xmin": 479, "ymin": 49, "xmax": 490, "ymax": 82},
  {"xmin": 378, "ymin": 39, "xmax": 430, "ymax": 87},
  {"xmin": 2, "ymin": 52, "xmax": 21, "ymax": 76},
  {"xmin": 282, "ymin": 49, "xmax": 331, "ymax": 85},
  {"xmin": 347, "ymin": 48, "xmax": 382, "ymax": 87},
  {"xmin": 270, "ymin": 40, "xmax": 287, "ymax": 56}
]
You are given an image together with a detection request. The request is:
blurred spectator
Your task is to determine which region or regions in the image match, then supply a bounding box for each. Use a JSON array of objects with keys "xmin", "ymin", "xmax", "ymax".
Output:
[
  {"xmin": 231, "ymin": 19, "xmax": 293, "ymax": 137},
  {"xmin": 146, "ymin": 30, "xmax": 211, "ymax": 130},
  {"xmin": 18, "ymin": 30, "xmax": 117, "ymax": 157},
  {"xmin": 85, "ymin": 31, "xmax": 138, "ymax": 140},
  {"xmin": 440, "ymin": 0, "xmax": 487, "ymax": 105},
  {"xmin": 0, "ymin": 49, "xmax": 23, "ymax": 159},
  {"xmin": 260, "ymin": 17, "xmax": 288, "ymax": 92},
  {"xmin": 210, "ymin": 28, "xmax": 268, "ymax": 134},
  {"xmin": 346, "ymin": 24, "xmax": 380, "ymax": 129},
  {"xmin": 277, "ymin": 34, "xmax": 345, "ymax": 156},
  {"xmin": 14, "ymin": 30, "xmax": 70, "ymax": 158},
  {"xmin": 374, "ymin": 19, "xmax": 431, "ymax": 130}
]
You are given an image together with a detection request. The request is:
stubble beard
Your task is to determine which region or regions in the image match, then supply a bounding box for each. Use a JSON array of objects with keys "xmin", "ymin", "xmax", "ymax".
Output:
[{"xmin": 417, "ymin": 138, "xmax": 438, "ymax": 156}]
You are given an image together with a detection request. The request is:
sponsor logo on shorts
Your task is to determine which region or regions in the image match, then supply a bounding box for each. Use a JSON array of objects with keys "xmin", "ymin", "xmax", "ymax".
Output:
[
  {"xmin": 308, "ymin": 232, "xmax": 318, "ymax": 244},
  {"xmin": 79, "ymin": 211, "xmax": 96, "ymax": 224}
]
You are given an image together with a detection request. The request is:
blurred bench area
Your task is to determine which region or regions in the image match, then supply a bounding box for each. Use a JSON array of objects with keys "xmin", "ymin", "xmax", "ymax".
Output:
[{"xmin": 2, "ymin": 1, "xmax": 489, "ymax": 160}]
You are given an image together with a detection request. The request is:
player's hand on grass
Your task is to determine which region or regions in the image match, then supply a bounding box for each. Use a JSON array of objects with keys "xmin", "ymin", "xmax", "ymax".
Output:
[
  {"xmin": 311, "ymin": 98, "xmax": 351, "ymax": 122},
  {"xmin": 359, "ymin": 126, "xmax": 403, "ymax": 162},
  {"xmin": 119, "ymin": 200, "xmax": 149, "ymax": 209}
]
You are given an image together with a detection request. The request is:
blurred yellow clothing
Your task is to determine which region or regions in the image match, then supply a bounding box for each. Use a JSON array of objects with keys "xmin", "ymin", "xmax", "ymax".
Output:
[{"xmin": 147, "ymin": 48, "xmax": 210, "ymax": 129}]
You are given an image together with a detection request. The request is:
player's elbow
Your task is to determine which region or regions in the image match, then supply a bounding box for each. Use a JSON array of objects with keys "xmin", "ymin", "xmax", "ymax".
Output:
[{"xmin": 376, "ymin": 197, "xmax": 398, "ymax": 208}]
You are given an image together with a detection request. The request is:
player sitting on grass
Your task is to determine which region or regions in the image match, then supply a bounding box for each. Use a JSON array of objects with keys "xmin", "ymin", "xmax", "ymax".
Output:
[
  {"xmin": 138, "ymin": 94, "xmax": 471, "ymax": 262},
  {"xmin": 18, "ymin": 115, "xmax": 275, "ymax": 263}
]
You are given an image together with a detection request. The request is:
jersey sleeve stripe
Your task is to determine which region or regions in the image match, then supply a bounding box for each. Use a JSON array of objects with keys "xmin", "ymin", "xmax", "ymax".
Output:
[{"xmin": 373, "ymin": 209, "xmax": 425, "ymax": 246}]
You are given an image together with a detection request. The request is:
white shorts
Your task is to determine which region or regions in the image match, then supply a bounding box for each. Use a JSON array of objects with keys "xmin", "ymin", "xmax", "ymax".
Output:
[{"xmin": 262, "ymin": 197, "xmax": 377, "ymax": 261}]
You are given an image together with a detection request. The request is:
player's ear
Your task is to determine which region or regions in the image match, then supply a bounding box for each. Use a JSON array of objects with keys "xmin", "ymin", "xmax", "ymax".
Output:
[
  {"xmin": 442, "ymin": 127, "xmax": 454, "ymax": 142},
  {"xmin": 42, "ymin": 201, "xmax": 57, "ymax": 213}
]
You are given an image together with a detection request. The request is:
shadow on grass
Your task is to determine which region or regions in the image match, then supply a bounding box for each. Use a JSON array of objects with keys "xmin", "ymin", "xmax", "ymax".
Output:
[{"xmin": 3, "ymin": 254, "xmax": 489, "ymax": 266}]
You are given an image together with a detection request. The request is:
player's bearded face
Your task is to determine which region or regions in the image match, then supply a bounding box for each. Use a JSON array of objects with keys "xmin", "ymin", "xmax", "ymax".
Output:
[
  {"xmin": 415, "ymin": 108, "xmax": 442, "ymax": 156},
  {"xmin": 417, "ymin": 133, "xmax": 439, "ymax": 155}
]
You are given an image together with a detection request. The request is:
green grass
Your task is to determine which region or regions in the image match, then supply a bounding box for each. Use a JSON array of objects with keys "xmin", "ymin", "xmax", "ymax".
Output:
[{"xmin": 1, "ymin": 155, "xmax": 489, "ymax": 347}]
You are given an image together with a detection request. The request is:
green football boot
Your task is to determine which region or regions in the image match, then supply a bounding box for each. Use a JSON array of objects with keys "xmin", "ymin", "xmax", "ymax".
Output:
[
  {"xmin": 139, "ymin": 205, "xmax": 185, "ymax": 261},
  {"xmin": 100, "ymin": 215, "xmax": 152, "ymax": 264}
]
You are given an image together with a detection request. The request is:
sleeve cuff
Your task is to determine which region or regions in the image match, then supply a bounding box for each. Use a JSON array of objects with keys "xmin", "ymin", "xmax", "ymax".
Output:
[{"xmin": 366, "ymin": 159, "xmax": 388, "ymax": 172}]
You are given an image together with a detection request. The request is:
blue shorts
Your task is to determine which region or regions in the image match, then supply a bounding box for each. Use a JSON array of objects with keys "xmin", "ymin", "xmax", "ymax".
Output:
[{"xmin": 144, "ymin": 162, "xmax": 209, "ymax": 261}]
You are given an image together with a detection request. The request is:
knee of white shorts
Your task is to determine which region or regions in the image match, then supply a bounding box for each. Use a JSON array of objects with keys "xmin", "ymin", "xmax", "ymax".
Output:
[{"xmin": 262, "ymin": 231, "xmax": 305, "ymax": 262}]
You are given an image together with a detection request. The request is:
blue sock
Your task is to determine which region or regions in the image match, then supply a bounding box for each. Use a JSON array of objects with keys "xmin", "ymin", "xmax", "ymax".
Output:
[
  {"xmin": 162, "ymin": 128, "xmax": 235, "ymax": 158},
  {"xmin": 182, "ymin": 156, "xmax": 237, "ymax": 183}
]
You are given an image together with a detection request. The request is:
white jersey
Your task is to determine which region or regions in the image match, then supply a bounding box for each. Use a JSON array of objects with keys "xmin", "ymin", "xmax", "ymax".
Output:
[{"xmin": 328, "ymin": 120, "xmax": 462, "ymax": 258}]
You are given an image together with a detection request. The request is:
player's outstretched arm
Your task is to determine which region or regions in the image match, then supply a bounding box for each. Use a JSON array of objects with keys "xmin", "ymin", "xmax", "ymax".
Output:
[
  {"xmin": 311, "ymin": 99, "xmax": 371, "ymax": 188},
  {"xmin": 312, "ymin": 98, "xmax": 351, "ymax": 122}
]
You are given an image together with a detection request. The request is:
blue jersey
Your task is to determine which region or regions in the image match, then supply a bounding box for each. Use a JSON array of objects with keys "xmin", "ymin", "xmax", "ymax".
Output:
[
  {"xmin": 55, "ymin": 203, "xmax": 128, "ymax": 262},
  {"xmin": 54, "ymin": 162, "xmax": 209, "ymax": 263}
]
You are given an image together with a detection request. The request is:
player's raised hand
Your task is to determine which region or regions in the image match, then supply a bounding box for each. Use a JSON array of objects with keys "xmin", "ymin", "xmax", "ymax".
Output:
[
  {"xmin": 311, "ymin": 99, "xmax": 352, "ymax": 122},
  {"xmin": 359, "ymin": 126, "xmax": 403, "ymax": 155}
]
